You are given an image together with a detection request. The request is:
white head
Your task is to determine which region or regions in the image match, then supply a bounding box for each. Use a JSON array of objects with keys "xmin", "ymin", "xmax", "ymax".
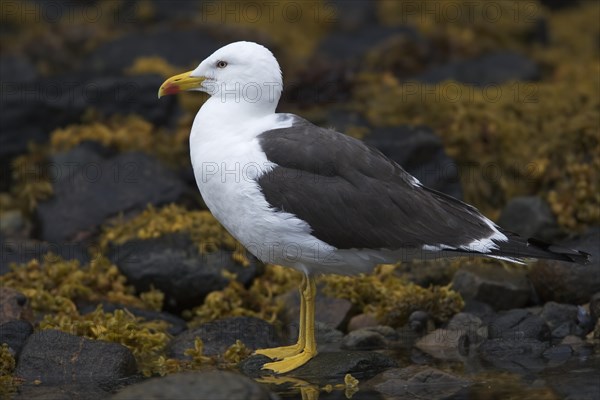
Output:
[{"xmin": 158, "ymin": 41, "xmax": 283, "ymax": 115}]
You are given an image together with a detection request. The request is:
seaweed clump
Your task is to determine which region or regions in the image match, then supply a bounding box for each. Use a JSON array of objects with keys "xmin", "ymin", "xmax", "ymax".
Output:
[
  {"xmin": 187, "ymin": 264, "xmax": 300, "ymax": 327},
  {"xmin": 354, "ymin": 2, "xmax": 600, "ymax": 230},
  {"xmin": 50, "ymin": 114, "xmax": 190, "ymax": 168},
  {"xmin": 99, "ymin": 204, "xmax": 248, "ymax": 264},
  {"xmin": 0, "ymin": 255, "xmax": 159, "ymax": 316},
  {"xmin": 321, "ymin": 264, "xmax": 464, "ymax": 327},
  {"xmin": 0, "ymin": 344, "xmax": 19, "ymax": 398}
]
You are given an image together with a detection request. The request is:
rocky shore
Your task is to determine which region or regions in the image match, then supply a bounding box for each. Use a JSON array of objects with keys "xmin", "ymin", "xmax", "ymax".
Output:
[{"xmin": 1, "ymin": 0, "xmax": 598, "ymax": 399}]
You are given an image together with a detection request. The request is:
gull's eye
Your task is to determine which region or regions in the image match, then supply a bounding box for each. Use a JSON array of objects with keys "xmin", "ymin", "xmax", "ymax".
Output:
[{"xmin": 216, "ymin": 60, "xmax": 228, "ymax": 69}]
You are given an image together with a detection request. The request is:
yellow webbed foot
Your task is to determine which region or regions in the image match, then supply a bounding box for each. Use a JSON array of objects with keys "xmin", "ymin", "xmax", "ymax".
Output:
[
  {"xmin": 261, "ymin": 350, "xmax": 317, "ymax": 374},
  {"xmin": 253, "ymin": 343, "xmax": 303, "ymax": 360}
]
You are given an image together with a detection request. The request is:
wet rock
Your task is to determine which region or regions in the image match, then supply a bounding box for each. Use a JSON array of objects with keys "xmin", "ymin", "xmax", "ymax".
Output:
[
  {"xmin": 0, "ymin": 320, "xmax": 33, "ymax": 357},
  {"xmin": 590, "ymin": 292, "xmax": 600, "ymax": 324},
  {"xmin": 317, "ymin": 26, "xmax": 420, "ymax": 65},
  {"xmin": 0, "ymin": 56, "xmax": 37, "ymax": 163},
  {"xmin": 15, "ymin": 330, "xmax": 137, "ymax": 392},
  {"xmin": 529, "ymin": 228, "xmax": 600, "ymax": 304},
  {"xmin": 347, "ymin": 313, "xmax": 378, "ymax": 331},
  {"xmin": 488, "ymin": 309, "xmax": 550, "ymax": 341},
  {"xmin": 112, "ymin": 370, "xmax": 276, "ymax": 400},
  {"xmin": 16, "ymin": 384, "xmax": 116, "ymax": 400},
  {"xmin": 326, "ymin": 0, "xmax": 378, "ymax": 32},
  {"xmin": 478, "ymin": 338, "xmax": 549, "ymax": 373},
  {"xmin": 0, "ymin": 287, "xmax": 32, "ymax": 323},
  {"xmin": 1, "ymin": 75, "xmax": 177, "ymax": 161},
  {"xmin": 497, "ymin": 196, "xmax": 562, "ymax": 242},
  {"xmin": 0, "ymin": 236, "xmax": 92, "ymax": 275},
  {"xmin": 560, "ymin": 335, "xmax": 593, "ymax": 356},
  {"xmin": 451, "ymin": 263, "xmax": 532, "ymax": 310},
  {"xmin": 0, "ymin": 56, "xmax": 37, "ymax": 84},
  {"xmin": 416, "ymin": 52, "xmax": 539, "ymax": 86},
  {"xmin": 366, "ymin": 365, "xmax": 470, "ymax": 400},
  {"xmin": 408, "ymin": 310, "xmax": 431, "ymax": 333},
  {"xmin": 240, "ymin": 351, "xmax": 397, "ymax": 382},
  {"xmin": 108, "ymin": 233, "xmax": 260, "ymax": 312},
  {"xmin": 35, "ymin": 152, "xmax": 187, "ymax": 243},
  {"xmin": 540, "ymin": 0, "xmax": 581, "ymax": 10},
  {"xmin": 281, "ymin": 288, "xmax": 353, "ymax": 331},
  {"xmin": 83, "ymin": 28, "xmax": 221, "ymax": 74},
  {"xmin": 341, "ymin": 326, "xmax": 398, "ymax": 350},
  {"xmin": 543, "ymin": 344, "xmax": 573, "ymax": 364},
  {"xmin": 542, "ymin": 355, "xmax": 600, "ymax": 400},
  {"xmin": 415, "ymin": 329, "xmax": 476, "ymax": 360},
  {"xmin": 312, "ymin": 321, "xmax": 344, "ymax": 349},
  {"xmin": 78, "ymin": 302, "xmax": 187, "ymax": 336},
  {"xmin": 168, "ymin": 317, "xmax": 281, "ymax": 359},
  {"xmin": 462, "ymin": 300, "xmax": 496, "ymax": 324},
  {"xmin": 540, "ymin": 302, "xmax": 586, "ymax": 339},
  {"xmin": 364, "ymin": 126, "xmax": 462, "ymax": 199},
  {"xmin": 446, "ymin": 312, "xmax": 483, "ymax": 334}
]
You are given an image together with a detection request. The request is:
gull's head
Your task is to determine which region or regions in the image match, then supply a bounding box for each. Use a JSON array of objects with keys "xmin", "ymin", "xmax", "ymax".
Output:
[{"xmin": 158, "ymin": 41, "xmax": 283, "ymax": 108}]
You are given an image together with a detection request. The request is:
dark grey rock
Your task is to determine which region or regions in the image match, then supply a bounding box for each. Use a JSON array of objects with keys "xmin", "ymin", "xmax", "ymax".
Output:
[
  {"xmin": 325, "ymin": 0, "xmax": 378, "ymax": 32},
  {"xmin": 0, "ymin": 56, "xmax": 37, "ymax": 84},
  {"xmin": 317, "ymin": 26, "xmax": 420, "ymax": 64},
  {"xmin": 168, "ymin": 317, "xmax": 281, "ymax": 359},
  {"xmin": 366, "ymin": 365, "xmax": 470, "ymax": 399},
  {"xmin": 0, "ymin": 75, "xmax": 177, "ymax": 162},
  {"xmin": 488, "ymin": 309, "xmax": 550, "ymax": 341},
  {"xmin": 542, "ymin": 344, "xmax": 573, "ymax": 368},
  {"xmin": 590, "ymin": 292, "xmax": 600, "ymax": 322},
  {"xmin": 15, "ymin": 330, "xmax": 137, "ymax": 392},
  {"xmin": 451, "ymin": 263, "xmax": 532, "ymax": 310},
  {"xmin": 108, "ymin": 233, "xmax": 261, "ymax": 312},
  {"xmin": 112, "ymin": 370, "xmax": 276, "ymax": 400},
  {"xmin": 0, "ymin": 320, "xmax": 33, "ymax": 357},
  {"xmin": 0, "ymin": 236, "xmax": 92, "ymax": 275},
  {"xmin": 478, "ymin": 338, "xmax": 549, "ymax": 373},
  {"xmin": 341, "ymin": 326, "xmax": 398, "ymax": 350},
  {"xmin": 446, "ymin": 312, "xmax": 483, "ymax": 334},
  {"xmin": 416, "ymin": 52, "xmax": 539, "ymax": 86},
  {"xmin": 540, "ymin": 302, "xmax": 585, "ymax": 339},
  {"xmin": 240, "ymin": 351, "xmax": 397, "ymax": 382},
  {"xmin": 83, "ymin": 28, "xmax": 221, "ymax": 74},
  {"xmin": 408, "ymin": 310, "xmax": 430, "ymax": 333},
  {"xmin": 364, "ymin": 125, "xmax": 462, "ymax": 199},
  {"xmin": 529, "ymin": 228, "xmax": 600, "ymax": 304},
  {"xmin": 462, "ymin": 300, "xmax": 496, "ymax": 324},
  {"xmin": 497, "ymin": 196, "xmax": 562, "ymax": 242},
  {"xmin": 35, "ymin": 152, "xmax": 186, "ymax": 243},
  {"xmin": 281, "ymin": 287, "xmax": 353, "ymax": 331},
  {"xmin": 540, "ymin": 0, "xmax": 581, "ymax": 10},
  {"xmin": 16, "ymin": 384, "xmax": 115, "ymax": 400}
]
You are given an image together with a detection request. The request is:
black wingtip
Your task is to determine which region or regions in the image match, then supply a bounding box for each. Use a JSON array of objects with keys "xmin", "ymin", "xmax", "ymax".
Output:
[{"xmin": 527, "ymin": 238, "xmax": 592, "ymax": 265}]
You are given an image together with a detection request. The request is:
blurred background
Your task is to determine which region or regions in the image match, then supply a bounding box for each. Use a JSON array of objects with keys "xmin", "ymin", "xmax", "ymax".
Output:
[{"xmin": 0, "ymin": 0, "xmax": 599, "ymax": 399}]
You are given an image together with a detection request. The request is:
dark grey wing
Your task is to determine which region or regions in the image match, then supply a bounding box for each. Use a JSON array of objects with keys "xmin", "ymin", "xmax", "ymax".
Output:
[{"xmin": 257, "ymin": 117, "xmax": 494, "ymax": 250}]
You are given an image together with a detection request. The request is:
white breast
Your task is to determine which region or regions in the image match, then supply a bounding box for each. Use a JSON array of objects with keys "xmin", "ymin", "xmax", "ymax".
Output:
[{"xmin": 189, "ymin": 110, "xmax": 332, "ymax": 270}]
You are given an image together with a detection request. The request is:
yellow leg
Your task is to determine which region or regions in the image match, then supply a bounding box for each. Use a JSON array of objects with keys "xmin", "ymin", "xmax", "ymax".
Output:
[
  {"xmin": 262, "ymin": 275, "xmax": 318, "ymax": 374},
  {"xmin": 254, "ymin": 275, "xmax": 307, "ymax": 360}
]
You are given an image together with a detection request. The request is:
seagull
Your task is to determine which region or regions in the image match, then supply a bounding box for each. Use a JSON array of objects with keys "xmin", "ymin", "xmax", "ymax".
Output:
[{"xmin": 158, "ymin": 41, "xmax": 590, "ymax": 374}]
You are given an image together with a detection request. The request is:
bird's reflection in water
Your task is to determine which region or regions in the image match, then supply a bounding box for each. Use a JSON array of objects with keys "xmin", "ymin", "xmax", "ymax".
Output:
[{"xmin": 255, "ymin": 373, "xmax": 359, "ymax": 400}]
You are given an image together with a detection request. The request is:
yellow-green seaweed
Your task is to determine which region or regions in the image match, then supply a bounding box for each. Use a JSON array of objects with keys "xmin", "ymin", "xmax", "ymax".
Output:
[{"xmin": 321, "ymin": 264, "xmax": 464, "ymax": 327}]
